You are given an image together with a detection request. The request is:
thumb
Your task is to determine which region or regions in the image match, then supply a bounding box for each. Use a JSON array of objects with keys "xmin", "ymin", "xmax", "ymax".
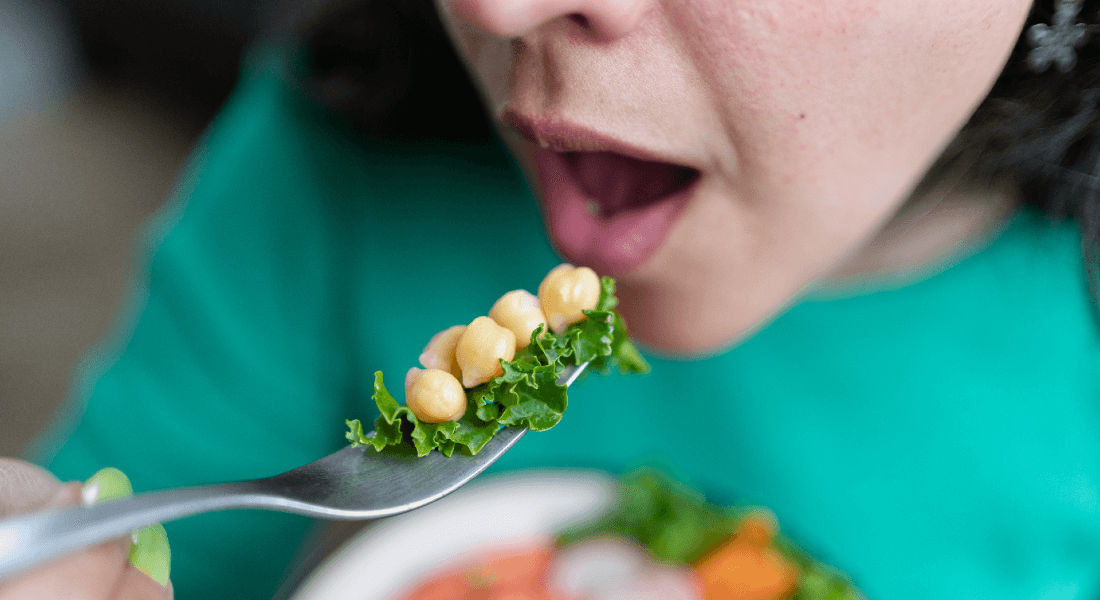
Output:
[{"xmin": 0, "ymin": 459, "xmax": 67, "ymax": 519}]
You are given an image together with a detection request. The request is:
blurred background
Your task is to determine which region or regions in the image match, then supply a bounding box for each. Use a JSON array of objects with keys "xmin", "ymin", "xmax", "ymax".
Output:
[{"xmin": 0, "ymin": 0, "xmax": 285, "ymax": 457}]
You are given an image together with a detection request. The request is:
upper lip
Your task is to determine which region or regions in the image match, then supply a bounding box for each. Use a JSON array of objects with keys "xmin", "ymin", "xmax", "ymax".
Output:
[{"xmin": 501, "ymin": 109, "xmax": 694, "ymax": 168}]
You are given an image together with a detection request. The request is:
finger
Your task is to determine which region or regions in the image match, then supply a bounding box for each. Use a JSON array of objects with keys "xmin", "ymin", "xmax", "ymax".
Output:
[
  {"xmin": 0, "ymin": 467, "xmax": 171, "ymax": 600},
  {"xmin": 0, "ymin": 537, "xmax": 129, "ymax": 600},
  {"xmin": 112, "ymin": 565, "xmax": 173, "ymax": 600},
  {"xmin": 0, "ymin": 481, "xmax": 131, "ymax": 600},
  {"xmin": 43, "ymin": 480, "xmax": 83, "ymax": 510},
  {"xmin": 83, "ymin": 469, "xmax": 171, "ymax": 589},
  {"xmin": 0, "ymin": 459, "xmax": 62, "ymax": 518},
  {"xmin": 87, "ymin": 468, "xmax": 172, "ymax": 597}
]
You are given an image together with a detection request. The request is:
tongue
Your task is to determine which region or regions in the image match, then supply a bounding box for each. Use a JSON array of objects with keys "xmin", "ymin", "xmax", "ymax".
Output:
[{"xmin": 564, "ymin": 152, "xmax": 697, "ymax": 217}]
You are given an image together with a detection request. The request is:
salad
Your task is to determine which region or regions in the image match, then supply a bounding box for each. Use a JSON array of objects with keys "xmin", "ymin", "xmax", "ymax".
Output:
[
  {"xmin": 395, "ymin": 469, "xmax": 863, "ymax": 600},
  {"xmin": 345, "ymin": 264, "xmax": 649, "ymax": 457}
]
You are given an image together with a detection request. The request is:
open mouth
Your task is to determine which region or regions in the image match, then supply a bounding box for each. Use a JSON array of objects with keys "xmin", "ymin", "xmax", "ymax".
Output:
[
  {"xmin": 502, "ymin": 111, "xmax": 703, "ymax": 275},
  {"xmin": 562, "ymin": 151, "xmax": 700, "ymax": 219}
]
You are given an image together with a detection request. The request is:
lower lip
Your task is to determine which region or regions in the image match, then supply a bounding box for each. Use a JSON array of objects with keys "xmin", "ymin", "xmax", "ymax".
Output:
[{"xmin": 532, "ymin": 146, "xmax": 695, "ymax": 277}]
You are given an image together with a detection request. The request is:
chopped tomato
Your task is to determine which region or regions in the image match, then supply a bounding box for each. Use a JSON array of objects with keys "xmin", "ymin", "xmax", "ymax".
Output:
[{"xmin": 399, "ymin": 544, "xmax": 574, "ymax": 600}]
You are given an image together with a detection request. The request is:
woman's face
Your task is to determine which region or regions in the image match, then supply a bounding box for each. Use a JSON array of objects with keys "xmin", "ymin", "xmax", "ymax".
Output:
[{"xmin": 434, "ymin": 0, "xmax": 1033, "ymax": 353}]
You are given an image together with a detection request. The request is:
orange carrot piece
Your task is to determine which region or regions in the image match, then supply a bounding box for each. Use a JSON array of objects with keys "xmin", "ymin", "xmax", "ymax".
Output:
[{"xmin": 692, "ymin": 512, "xmax": 801, "ymax": 600}]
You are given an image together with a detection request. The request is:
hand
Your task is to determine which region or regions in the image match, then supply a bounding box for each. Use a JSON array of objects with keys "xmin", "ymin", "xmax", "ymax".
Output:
[{"xmin": 0, "ymin": 459, "xmax": 172, "ymax": 600}]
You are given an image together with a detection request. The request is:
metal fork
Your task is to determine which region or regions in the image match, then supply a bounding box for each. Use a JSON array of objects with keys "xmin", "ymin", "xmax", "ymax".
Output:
[{"xmin": 0, "ymin": 363, "xmax": 588, "ymax": 580}]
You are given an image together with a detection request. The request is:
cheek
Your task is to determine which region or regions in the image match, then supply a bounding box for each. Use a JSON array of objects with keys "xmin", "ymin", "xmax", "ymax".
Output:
[
  {"xmin": 674, "ymin": 0, "xmax": 1024, "ymax": 110},
  {"xmin": 670, "ymin": 0, "xmax": 1028, "ymax": 212},
  {"xmin": 643, "ymin": 0, "xmax": 1031, "ymax": 323}
]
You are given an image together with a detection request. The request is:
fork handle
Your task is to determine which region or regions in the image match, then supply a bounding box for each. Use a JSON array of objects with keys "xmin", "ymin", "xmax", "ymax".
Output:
[{"xmin": 0, "ymin": 481, "xmax": 275, "ymax": 580}]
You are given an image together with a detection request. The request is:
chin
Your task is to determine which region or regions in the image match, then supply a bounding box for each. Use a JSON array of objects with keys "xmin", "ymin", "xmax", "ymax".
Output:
[{"xmin": 613, "ymin": 273, "xmax": 778, "ymax": 357}]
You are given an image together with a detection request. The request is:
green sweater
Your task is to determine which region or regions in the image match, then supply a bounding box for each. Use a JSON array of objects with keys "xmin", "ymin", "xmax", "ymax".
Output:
[{"xmin": 33, "ymin": 47, "xmax": 1100, "ymax": 600}]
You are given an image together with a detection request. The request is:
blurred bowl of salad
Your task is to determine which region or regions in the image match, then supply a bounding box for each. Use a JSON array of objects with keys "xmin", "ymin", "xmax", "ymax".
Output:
[{"xmin": 291, "ymin": 468, "xmax": 864, "ymax": 600}]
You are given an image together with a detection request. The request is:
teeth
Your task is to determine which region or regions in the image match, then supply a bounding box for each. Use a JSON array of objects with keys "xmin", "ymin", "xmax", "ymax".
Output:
[
  {"xmin": 537, "ymin": 135, "xmax": 549, "ymax": 148},
  {"xmin": 585, "ymin": 199, "xmax": 601, "ymax": 217}
]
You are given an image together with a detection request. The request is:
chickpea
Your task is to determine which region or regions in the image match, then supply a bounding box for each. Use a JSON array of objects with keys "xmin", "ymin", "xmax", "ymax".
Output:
[
  {"xmin": 405, "ymin": 366, "xmax": 424, "ymax": 397},
  {"xmin": 489, "ymin": 290, "xmax": 547, "ymax": 349},
  {"xmin": 418, "ymin": 325, "xmax": 466, "ymax": 379},
  {"xmin": 455, "ymin": 316, "xmax": 517, "ymax": 388},
  {"xmin": 405, "ymin": 367, "xmax": 467, "ymax": 423},
  {"xmin": 538, "ymin": 264, "xmax": 601, "ymax": 333}
]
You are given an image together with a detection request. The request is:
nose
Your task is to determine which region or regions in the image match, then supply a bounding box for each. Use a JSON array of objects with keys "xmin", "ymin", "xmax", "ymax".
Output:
[{"xmin": 444, "ymin": 0, "xmax": 649, "ymax": 40}]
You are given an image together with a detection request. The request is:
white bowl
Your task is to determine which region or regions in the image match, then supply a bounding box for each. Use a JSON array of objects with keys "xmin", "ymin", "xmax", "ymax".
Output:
[{"xmin": 292, "ymin": 469, "xmax": 617, "ymax": 600}]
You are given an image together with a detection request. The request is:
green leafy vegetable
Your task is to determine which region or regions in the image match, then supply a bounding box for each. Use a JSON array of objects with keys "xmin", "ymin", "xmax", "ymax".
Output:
[
  {"xmin": 556, "ymin": 468, "xmax": 864, "ymax": 600},
  {"xmin": 556, "ymin": 468, "xmax": 746, "ymax": 565},
  {"xmin": 590, "ymin": 277, "xmax": 649, "ymax": 376},
  {"xmin": 346, "ymin": 276, "xmax": 649, "ymax": 457}
]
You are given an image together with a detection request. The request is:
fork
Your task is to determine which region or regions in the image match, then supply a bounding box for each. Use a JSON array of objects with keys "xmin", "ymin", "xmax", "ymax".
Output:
[{"xmin": 0, "ymin": 363, "xmax": 588, "ymax": 580}]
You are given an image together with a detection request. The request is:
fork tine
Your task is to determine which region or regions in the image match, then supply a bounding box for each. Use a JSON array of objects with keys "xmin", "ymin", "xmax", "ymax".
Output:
[
  {"xmin": 276, "ymin": 362, "xmax": 587, "ymax": 518},
  {"xmin": 264, "ymin": 426, "xmax": 528, "ymax": 519}
]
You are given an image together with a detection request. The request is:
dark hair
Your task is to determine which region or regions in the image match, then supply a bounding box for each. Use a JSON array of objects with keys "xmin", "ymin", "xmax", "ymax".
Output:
[
  {"xmin": 299, "ymin": 0, "xmax": 1100, "ymax": 277},
  {"xmin": 298, "ymin": 0, "xmax": 492, "ymax": 141},
  {"xmin": 940, "ymin": 0, "xmax": 1100, "ymax": 290}
]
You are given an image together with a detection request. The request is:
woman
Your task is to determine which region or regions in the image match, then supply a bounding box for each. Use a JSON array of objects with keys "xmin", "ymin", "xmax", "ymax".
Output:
[{"xmin": 18, "ymin": 0, "xmax": 1100, "ymax": 598}]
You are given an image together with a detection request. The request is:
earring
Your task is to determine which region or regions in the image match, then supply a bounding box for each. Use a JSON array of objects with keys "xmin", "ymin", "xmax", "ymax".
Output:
[{"xmin": 1028, "ymin": 0, "xmax": 1090, "ymax": 73}]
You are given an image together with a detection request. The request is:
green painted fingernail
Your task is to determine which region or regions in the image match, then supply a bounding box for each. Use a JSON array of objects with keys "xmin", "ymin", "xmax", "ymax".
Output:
[
  {"xmin": 82, "ymin": 468, "xmax": 171, "ymax": 585},
  {"xmin": 128, "ymin": 524, "xmax": 171, "ymax": 587},
  {"xmin": 82, "ymin": 467, "xmax": 133, "ymax": 506}
]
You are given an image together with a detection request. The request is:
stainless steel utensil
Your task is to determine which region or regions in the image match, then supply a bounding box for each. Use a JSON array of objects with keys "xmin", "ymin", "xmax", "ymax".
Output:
[{"xmin": 0, "ymin": 363, "xmax": 588, "ymax": 580}]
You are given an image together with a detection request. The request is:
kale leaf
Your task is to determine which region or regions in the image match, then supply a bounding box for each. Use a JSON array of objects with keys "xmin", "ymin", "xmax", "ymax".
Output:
[{"xmin": 346, "ymin": 277, "xmax": 649, "ymax": 457}]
